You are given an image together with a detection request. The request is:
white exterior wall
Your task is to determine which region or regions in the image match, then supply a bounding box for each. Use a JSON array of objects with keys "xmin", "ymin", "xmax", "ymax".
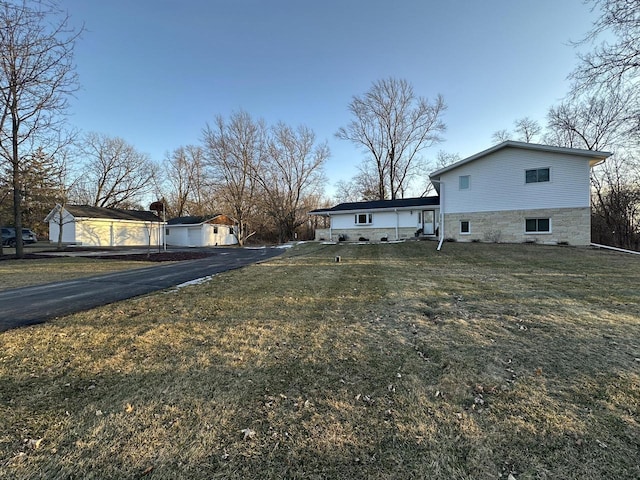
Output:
[
  {"xmin": 166, "ymin": 224, "xmax": 238, "ymax": 246},
  {"xmin": 76, "ymin": 219, "xmax": 162, "ymax": 247},
  {"xmin": 48, "ymin": 209, "xmax": 77, "ymax": 243},
  {"xmin": 331, "ymin": 209, "xmax": 425, "ymax": 230},
  {"xmin": 328, "ymin": 207, "xmax": 439, "ymax": 241},
  {"xmin": 439, "ymin": 148, "xmax": 592, "ymax": 214},
  {"xmin": 50, "ymin": 218, "xmax": 162, "ymax": 247}
]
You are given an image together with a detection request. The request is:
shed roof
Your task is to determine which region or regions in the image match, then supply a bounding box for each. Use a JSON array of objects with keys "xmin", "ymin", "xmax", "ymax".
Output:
[
  {"xmin": 166, "ymin": 215, "xmax": 223, "ymax": 226},
  {"xmin": 60, "ymin": 205, "xmax": 160, "ymax": 222},
  {"xmin": 310, "ymin": 196, "xmax": 439, "ymax": 215}
]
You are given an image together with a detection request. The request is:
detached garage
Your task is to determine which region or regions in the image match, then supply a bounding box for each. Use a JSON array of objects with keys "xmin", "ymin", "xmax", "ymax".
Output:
[
  {"xmin": 45, "ymin": 204, "xmax": 164, "ymax": 247},
  {"xmin": 165, "ymin": 215, "xmax": 238, "ymax": 247}
]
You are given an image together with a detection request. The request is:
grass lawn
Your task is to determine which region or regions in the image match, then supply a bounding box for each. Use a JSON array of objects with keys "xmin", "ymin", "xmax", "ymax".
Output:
[
  {"xmin": 0, "ymin": 256, "xmax": 158, "ymax": 292},
  {"xmin": 0, "ymin": 242, "xmax": 638, "ymax": 479}
]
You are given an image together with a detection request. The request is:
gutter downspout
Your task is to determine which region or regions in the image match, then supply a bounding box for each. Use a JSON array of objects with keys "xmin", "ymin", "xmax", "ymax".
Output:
[
  {"xmin": 430, "ymin": 179, "xmax": 445, "ymax": 251},
  {"xmin": 395, "ymin": 209, "xmax": 399, "ymax": 240}
]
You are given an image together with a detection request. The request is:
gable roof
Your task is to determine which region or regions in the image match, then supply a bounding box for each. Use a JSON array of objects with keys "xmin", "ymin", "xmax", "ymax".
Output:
[
  {"xmin": 166, "ymin": 215, "xmax": 223, "ymax": 226},
  {"xmin": 310, "ymin": 196, "xmax": 439, "ymax": 215},
  {"xmin": 46, "ymin": 205, "xmax": 160, "ymax": 222},
  {"xmin": 429, "ymin": 141, "xmax": 613, "ymax": 181}
]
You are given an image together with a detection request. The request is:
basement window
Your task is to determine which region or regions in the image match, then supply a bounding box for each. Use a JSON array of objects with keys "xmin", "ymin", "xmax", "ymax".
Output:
[
  {"xmin": 460, "ymin": 220, "xmax": 470, "ymax": 234},
  {"xmin": 525, "ymin": 218, "xmax": 551, "ymax": 233},
  {"xmin": 355, "ymin": 213, "xmax": 373, "ymax": 225}
]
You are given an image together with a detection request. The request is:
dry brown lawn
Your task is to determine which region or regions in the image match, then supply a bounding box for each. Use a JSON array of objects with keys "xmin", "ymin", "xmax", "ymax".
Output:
[
  {"xmin": 0, "ymin": 256, "xmax": 156, "ymax": 291},
  {"xmin": 0, "ymin": 242, "xmax": 638, "ymax": 479}
]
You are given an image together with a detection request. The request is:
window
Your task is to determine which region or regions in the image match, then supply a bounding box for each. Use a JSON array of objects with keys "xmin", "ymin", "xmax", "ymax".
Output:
[
  {"xmin": 459, "ymin": 175, "xmax": 470, "ymax": 190},
  {"xmin": 525, "ymin": 218, "xmax": 551, "ymax": 233},
  {"xmin": 213, "ymin": 226, "xmax": 218, "ymax": 234},
  {"xmin": 525, "ymin": 168, "xmax": 550, "ymax": 183},
  {"xmin": 355, "ymin": 213, "xmax": 372, "ymax": 225},
  {"xmin": 165, "ymin": 228, "xmax": 170, "ymax": 236},
  {"xmin": 460, "ymin": 220, "xmax": 470, "ymax": 234}
]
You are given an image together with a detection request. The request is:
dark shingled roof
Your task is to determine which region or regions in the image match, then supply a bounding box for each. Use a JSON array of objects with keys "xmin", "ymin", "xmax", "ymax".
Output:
[
  {"xmin": 310, "ymin": 196, "xmax": 439, "ymax": 214},
  {"xmin": 65, "ymin": 205, "xmax": 160, "ymax": 222},
  {"xmin": 166, "ymin": 215, "xmax": 223, "ymax": 226}
]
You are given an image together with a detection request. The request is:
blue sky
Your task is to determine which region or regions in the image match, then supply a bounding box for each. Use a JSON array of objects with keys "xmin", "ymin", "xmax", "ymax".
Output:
[{"xmin": 59, "ymin": 0, "xmax": 598, "ymax": 197}]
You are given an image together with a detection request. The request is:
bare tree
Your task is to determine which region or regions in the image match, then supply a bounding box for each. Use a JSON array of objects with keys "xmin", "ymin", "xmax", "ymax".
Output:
[
  {"xmin": 0, "ymin": 0, "xmax": 81, "ymax": 257},
  {"xmin": 257, "ymin": 123, "xmax": 328, "ymax": 243},
  {"xmin": 336, "ymin": 78, "xmax": 446, "ymax": 200},
  {"xmin": 545, "ymin": 89, "xmax": 631, "ymax": 150},
  {"xmin": 591, "ymin": 154, "xmax": 640, "ymax": 249},
  {"xmin": 491, "ymin": 129, "xmax": 511, "ymax": 144},
  {"xmin": 203, "ymin": 111, "xmax": 266, "ymax": 245},
  {"xmin": 572, "ymin": 0, "xmax": 640, "ymax": 93},
  {"xmin": 160, "ymin": 145, "xmax": 204, "ymax": 217},
  {"xmin": 514, "ymin": 117, "xmax": 542, "ymax": 143},
  {"xmin": 75, "ymin": 132, "xmax": 154, "ymax": 208}
]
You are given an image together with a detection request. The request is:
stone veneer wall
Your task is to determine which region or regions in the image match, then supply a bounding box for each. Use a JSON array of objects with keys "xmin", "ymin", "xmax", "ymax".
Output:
[
  {"xmin": 443, "ymin": 207, "xmax": 591, "ymax": 245},
  {"xmin": 317, "ymin": 227, "xmax": 419, "ymax": 242}
]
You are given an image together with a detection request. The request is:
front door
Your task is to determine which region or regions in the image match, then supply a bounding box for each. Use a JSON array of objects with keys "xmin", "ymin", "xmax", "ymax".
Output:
[{"xmin": 422, "ymin": 210, "xmax": 435, "ymax": 235}]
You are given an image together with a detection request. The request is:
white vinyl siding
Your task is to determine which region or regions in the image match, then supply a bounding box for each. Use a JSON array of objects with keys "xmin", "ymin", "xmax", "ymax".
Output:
[
  {"xmin": 439, "ymin": 148, "xmax": 592, "ymax": 214},
  {"xmin": 331, "ymin": 209, "xmax": 438, "ymax": 230}
]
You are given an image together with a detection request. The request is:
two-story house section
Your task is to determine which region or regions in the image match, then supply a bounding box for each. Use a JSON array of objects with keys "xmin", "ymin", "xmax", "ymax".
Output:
[{"xmin": 429, "ymin": 141, "xmax": 611, "ymax": 245}]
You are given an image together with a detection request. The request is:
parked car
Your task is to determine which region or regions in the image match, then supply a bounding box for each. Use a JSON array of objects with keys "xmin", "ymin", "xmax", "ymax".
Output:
[{"xmin": 1, "ymin": 227, "xmax": 38, "ymax": 247}]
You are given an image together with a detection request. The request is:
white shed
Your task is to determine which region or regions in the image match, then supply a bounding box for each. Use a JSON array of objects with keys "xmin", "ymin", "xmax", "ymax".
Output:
[
  {"xmin": 45, "ymin": 205, "xmax": 164, "ymax": 247},
  {"xmin": 165, "ymin": 215, "xmax": 238, "ymax": 247}
]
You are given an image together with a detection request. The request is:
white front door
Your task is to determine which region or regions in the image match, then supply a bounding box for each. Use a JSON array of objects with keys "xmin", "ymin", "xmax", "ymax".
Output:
[{"xmin": 422, "ymin": 210, "xmax": 435, "ymax": 235}]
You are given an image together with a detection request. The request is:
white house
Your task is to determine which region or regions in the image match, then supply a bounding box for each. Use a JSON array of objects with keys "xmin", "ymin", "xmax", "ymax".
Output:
[
  {"xmin": 311, "ymin": 141, "xmax": 611, "ymax": 246},
  {"xmin": 45, "ymin": 205, "xmax": 164, "ymax": 247},
  {"xmin": 429, "ymin": 141, "xmax": 611, "ymax": 245},
  {"xmin": 310, "ymin": 197, "xmax": 440, "ymax": 242},
  {"xmin": 165, "ymin": 215, "xmax": 238, "ymax": 247}
]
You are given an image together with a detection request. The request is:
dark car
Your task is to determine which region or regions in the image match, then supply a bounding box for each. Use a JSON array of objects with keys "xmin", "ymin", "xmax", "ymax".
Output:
[{"xmin": 1, "ymin": 227, "xmax": 38, "ymax": 247}]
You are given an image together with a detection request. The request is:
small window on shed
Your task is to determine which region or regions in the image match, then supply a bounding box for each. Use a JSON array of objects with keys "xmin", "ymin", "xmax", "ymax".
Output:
[{"xmin": 213, "ymin": 226, "xmax": 218, "ymax": 234}]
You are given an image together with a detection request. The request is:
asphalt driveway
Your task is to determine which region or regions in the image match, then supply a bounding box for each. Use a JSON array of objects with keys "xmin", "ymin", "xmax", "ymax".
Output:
[{"xmin": 0, "ymin": 247, "xmax": 284, "ymax": 332}]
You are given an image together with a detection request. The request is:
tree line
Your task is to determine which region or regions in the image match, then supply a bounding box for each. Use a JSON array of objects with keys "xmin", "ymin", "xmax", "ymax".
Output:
[{"xmin": 1, "ymin": 0, "xmax": 639, "ymax": 255}]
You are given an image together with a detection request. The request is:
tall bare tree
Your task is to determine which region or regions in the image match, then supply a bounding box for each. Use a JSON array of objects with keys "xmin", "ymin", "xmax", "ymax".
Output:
[
  {"xmin": 75, "ymin": 132, "xmax": 154, "ymax": 208},
  {"xmin": 545, "ymin": 89, "xmax": 631, "ymax": 150},
  {"xmin": 203, "ymin": 111, "xmax": 266, "ymax": 245},
  {"xmin": 160, "ymin": 145, "xmax": 204, "ymax": 217},
  {"xmin": 336, "ymin": 78, "xmax": 446, "ymax": 200},
  {"xmin": 0, "ymin": 0, "xmax": 81, "ymax": 257},
  {"xmin": 257, "ymin": 123, "xmax": 328, "ymax": 243},
  {"xmin": 572, "ymin": 0, "xmax": 640, "ymax": 93}
]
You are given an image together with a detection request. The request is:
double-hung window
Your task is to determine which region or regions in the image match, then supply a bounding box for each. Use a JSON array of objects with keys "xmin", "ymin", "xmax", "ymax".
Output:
[
  {"xmin": 355, "ymin": 213, "xmax": 372, "ymax": 225},
  {"xmin": 525, "ymin": 218, "xmax": 550, "ymax": 233},
  {"xmin": 525, "ymin": 168, "xmax": 550, "ymax": 183}
]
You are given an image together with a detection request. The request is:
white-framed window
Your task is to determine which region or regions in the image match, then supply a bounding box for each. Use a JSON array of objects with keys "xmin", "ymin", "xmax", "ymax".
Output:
[
  {"xmin": 460, "ymin": 220, "xmax": 470, "ymax": 234},
  {"xmin": 459, "ymin": 175, "xmax": 470, "ymax": 190},
  {"xmin": 355, "ymin": 213, "xmax": 373, "ymax": 225},
  {"xmin": 525, "ymin": 168, "xmax": 550, "ymax": 183},
  {"xmin": 525, "ymin": 218, "xmax": 551, "ymax": 233}
]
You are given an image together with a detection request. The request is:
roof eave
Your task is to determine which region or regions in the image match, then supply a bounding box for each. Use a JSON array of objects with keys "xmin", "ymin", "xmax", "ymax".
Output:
[{"xmin": 429, "ymin": 140, "xmax": 613, "ymax": 178}]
